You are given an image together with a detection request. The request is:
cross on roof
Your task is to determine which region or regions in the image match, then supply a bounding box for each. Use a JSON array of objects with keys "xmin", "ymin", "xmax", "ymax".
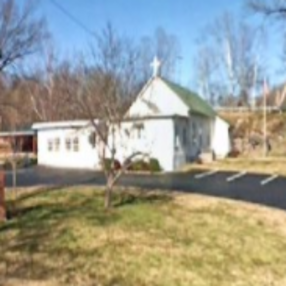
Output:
[{"xmin": 151, "ymin": 56, "xmax": 161, "ymax": 78}]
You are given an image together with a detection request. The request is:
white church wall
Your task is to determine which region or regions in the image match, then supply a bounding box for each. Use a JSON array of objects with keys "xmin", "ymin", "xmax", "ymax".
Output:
[
  {"xmin": 212, "ymin": 116, "xmax": 230, "ymax": 159},
  {"xmin": 127, "ymin": 78, "xmax": 189, "ymax": 118},
  {"xmin": 111, "ymin": 118, "xmax": 175, "ymax": 172},
  {"xmin": 37, "ymin": 127, "xmax": 99, "ymax": 169}
]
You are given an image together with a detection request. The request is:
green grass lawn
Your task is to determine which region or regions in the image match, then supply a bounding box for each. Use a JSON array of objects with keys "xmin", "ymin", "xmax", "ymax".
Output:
[{"xmin": 1, "ymin": 187, "xmax": 286, "ymax": 286}]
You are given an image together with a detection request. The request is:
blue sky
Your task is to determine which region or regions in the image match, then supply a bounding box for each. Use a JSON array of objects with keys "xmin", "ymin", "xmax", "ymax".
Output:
[{"xmin": 28, "ymin": 0, "xmax": 284, "ymax": 87}]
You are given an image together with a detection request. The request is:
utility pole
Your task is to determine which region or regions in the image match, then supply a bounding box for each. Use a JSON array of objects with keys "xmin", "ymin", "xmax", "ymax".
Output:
[
  {"xmin": 263, "ymin": 77, "xmax": 268, "ymax": 157},
  {"xmin": 251, "ymin": 55, "xmax": 259, "ymax": 110},
  {"xmin": 0, "ymin": 50, "xmax": 6, "ymax": 222}
]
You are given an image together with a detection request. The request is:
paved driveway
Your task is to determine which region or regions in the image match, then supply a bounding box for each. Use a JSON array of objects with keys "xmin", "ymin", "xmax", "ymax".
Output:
[
  {"xmin": 4, "ymin": 166, "xmax": 97, "ymax": 187},
  {"xmin": 4, "ymin": 166, "xmax": 286, "ymax": 211}
]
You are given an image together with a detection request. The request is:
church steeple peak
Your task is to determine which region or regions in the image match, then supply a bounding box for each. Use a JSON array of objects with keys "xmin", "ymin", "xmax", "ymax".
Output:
[{"xmin": 150, "ymin": 56, "xmax": 161, "ymax": 78}]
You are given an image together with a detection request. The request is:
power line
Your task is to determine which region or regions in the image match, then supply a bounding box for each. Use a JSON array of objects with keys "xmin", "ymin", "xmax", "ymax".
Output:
[{"xmin": 50, "ymin": 0, "xmax": 96, "ymax": 37}]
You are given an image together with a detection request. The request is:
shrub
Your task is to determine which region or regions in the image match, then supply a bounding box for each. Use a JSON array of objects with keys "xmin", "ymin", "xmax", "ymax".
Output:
[
  {"xmin": 195, "ymin": 157, "xmax": 203, "ymax": 164},
  {"xmin": 149, "ymin": 158, "xmax": 161, "ymax": 172},
  {"xmin": 103, "ymin": 158, "xmax": 121, "ymax": 172},
  {"xmin": 2, "ymin": 160, "xmax": 13, "ymax": 170},
  {"xmin": 129, "ymin": 159, "xmax": 150, "ymax": 172},
  {"xmin": 127, "ymin": 158, "xmax": 162, "ymax": 173},
  {"xmin": 228, "ymin": 149, "xmax": 241, "ymax": 158},
  {"xmin": 2, "ymin": 156, "xmax": 35, "ymax": 170},
  {"xmin": 30, "ymin": 157, "xmax": 38, "ymax": 166}
]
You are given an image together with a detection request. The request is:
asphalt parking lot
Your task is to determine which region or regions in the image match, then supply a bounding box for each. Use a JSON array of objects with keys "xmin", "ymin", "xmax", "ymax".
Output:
[{"xmin": 4, "ymin": 166, "xmax": 286, "ymax": 211}]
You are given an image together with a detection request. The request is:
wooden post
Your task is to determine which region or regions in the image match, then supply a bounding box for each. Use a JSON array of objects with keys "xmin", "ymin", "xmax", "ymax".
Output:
[
  {"xmin": 0, "ymin": 171, "xmax": 6, "ymax": 222},
  {"xmin": 32, "ymin": 135, "xmax": 37, "ymax": 154}
]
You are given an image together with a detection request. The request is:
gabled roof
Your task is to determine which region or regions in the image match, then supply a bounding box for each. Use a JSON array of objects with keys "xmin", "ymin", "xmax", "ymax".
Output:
[{"xmin": 162, "ymin": 79, "xmax": 216, "ymax": 118}]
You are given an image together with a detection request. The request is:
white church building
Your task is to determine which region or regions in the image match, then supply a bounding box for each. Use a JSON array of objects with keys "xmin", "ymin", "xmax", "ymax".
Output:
[{"xmin": 32, "ymin": 63, "xmax": 230, "ymax": 172}]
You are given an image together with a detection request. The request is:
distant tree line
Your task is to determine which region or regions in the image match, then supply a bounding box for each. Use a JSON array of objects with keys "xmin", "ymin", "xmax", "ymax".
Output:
[
  {"xmin": 193, "ymin": 0, "xmax": 286, "ymax": 108},
  {"xmin": 0, "ymin": 1, "xmax": 181, "ymax": 132},
  {"xmin": 4, "ymin": 0, "xmax": 286, "ymax": 128}
]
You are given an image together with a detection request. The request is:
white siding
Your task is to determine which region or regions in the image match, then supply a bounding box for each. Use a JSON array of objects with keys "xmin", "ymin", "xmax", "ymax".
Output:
[
  {"xmin": 113, "ymin": 119, "xmax": 175, "ymax": 172},
  {"xmin": 127, "ymin": 78, "xmax": 189, "ymax": 118},
  {"xmin": 36, "ymin": 119, "xmax": 174, "ymax": 171},
  {"xmin": 212, "ymin": 116, "xmax": 230, "ymax": 159},
  {"xmin": 37, "ymin": 128, "xmax": 99, "ymax": 169},
  {"xmin": 34, "ymin": 76, "xmax": 230, "ymax": 171}
]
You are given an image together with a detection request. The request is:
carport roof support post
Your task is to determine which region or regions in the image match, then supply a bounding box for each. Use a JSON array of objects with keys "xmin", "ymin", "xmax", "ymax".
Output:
[{"xmin": 0, "ymin": 171, "xmax": 6, "ymax": 222}]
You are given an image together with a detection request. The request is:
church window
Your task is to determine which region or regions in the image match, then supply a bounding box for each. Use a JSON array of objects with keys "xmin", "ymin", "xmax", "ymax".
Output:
[
  {"xmin": 48, "ymin": 140, "xmax": 53, "ymax": 152},
  {"xmin": 54, "ymin": 138, "xmax": 60, "ymax": 152},
  {"xmin": 65, "ymin": 138, "xmax": 72, "ymax": 151},
  {"xmin": 133, "ymin": 122, "xmax": 144, "ymax": 139},
  {"xmin": 124, "ymin": 129, "xmax": 130, "ymax": 137},
  {"xmin": 73, "ymin": 137, "xmax": 79, "ymax": 152},
  {"xmin": 174, "ymin": 122, "xmax": 180, "ymax": 150},
  {"xmin": 88, "ymin": 132, "xmax": 96, "ymax": 148},
  {"xmin": 192, "ymin": 122, "xmax": 197, "ymax": 135},
  {"xmin": 182, "ymin": 127, "xmax": 188, "ymax": 146},
  {"xmin": 206, "ymin": 132, "xmax": 210, "ymax": 146},
  {"xmin": 175, "ymin": 135, "xmax": 180, "ymax": 151},
  {"xmin": 199, "ymin": 129, "xmax": 203, "ymax": 146}
]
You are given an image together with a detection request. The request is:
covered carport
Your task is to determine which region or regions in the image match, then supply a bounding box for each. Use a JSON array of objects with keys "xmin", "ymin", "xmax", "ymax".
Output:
[{"xmin": 0, "ymin": 129, "xmax": 37, "ymax": 154}]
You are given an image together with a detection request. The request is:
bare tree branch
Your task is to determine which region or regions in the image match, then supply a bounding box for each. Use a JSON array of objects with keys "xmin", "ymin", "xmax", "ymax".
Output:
[
  {"xmin": 138, "ymin": 27, "xmax": 181, "ymax": 81},
  {"xmin": 248, "ymin": 0, "xmax": 286, "ymax": 18},
  {"xmin": 0, "ymin": 0, "xmax": 48, "ymax": 72},
  {"xmin": 195, "ymin": 12, "xmax": 266, "ymax": 107},
  {"xmin": 74, "ymin": 24, "xmax": 152, "ymax": 209}
]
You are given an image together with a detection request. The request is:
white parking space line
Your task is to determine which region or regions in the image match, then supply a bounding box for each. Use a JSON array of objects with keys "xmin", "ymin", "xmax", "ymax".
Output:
[
  {"xmin": 227, "ymin": 171, "xmax": 247, "ymax": 182},
  {"xmin": 261, "ymin": 175, "xmax": 279, "ymax": 186},
  {"xmin": 194, "ymin": 170, "xmax": 218, "ymax": 179}
]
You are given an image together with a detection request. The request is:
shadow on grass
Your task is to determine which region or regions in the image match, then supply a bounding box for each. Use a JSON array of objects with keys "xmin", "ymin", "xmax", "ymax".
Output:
[
  {"xmin": 0, "ymin": 187, "xmax": 173, "ymax": 284},
  {"xmin": 114, "ymin": 190, "xmax": 172, "ymax": 208},
  {"xmin": 0, "ymin": 191, "xmax": 111, "ymax": 282},
  {"xmin": 7, "ymin": 184, "xmax": 75, "ymax": 204}
]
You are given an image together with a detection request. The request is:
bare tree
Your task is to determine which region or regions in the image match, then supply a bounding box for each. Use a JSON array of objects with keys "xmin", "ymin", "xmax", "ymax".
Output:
[
  {"xmin": 0, "ymin": 0, "xmax": 47, "ymax": 72},
  {"xmin": 24, "ymin": 44, "xmax": 81, "ymax": 122},
  {"xmin": 194, "ymin": 45, "xmax": 218, "ymax": 105},
  {"xmin": 248, "ymin": 0, "xmax": 286, "ymax": 19},
  {"xmin": 0, "ymin": 101, "xmax": 25, "ymax": 215},
  {"xmin": 195, "ymin": 12, "xmax": 266, "ymax": 106},
  {"xmin": 75, "ymin": 24, "xmax": 150, "ymax": 209},
  {"xmin": 138, "ymin": 27, "xmax": 181, "ymax": 81}
]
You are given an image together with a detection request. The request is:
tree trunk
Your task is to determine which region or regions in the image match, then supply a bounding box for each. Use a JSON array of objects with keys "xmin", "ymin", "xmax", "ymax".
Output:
[
  {"xmin": 104, "ymin": 185, "xmax": 112, "ymax": 209},
  {"xmin": 0, "ymin": 171, "xmax": 6, "ymax": 222},
  {"xmin": 9, "ymin": 161, "xmax": 18, "ymax": 216}
]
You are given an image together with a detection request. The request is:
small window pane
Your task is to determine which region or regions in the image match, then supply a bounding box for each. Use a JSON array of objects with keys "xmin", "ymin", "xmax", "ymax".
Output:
[
  {"xmin": 66, "ymin": 138, "xmax": 71, "ymax": 151},
  {"xmin": 73, "ymin": 137, "xmax": 79, "ymax": 152},
  {"xmin": 48, "ymin": 140, "xmax": 53, "ymax": 152},
  {"xmin": 54, "ymin": 138, "xmax": 60, "ymax": 152}
]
